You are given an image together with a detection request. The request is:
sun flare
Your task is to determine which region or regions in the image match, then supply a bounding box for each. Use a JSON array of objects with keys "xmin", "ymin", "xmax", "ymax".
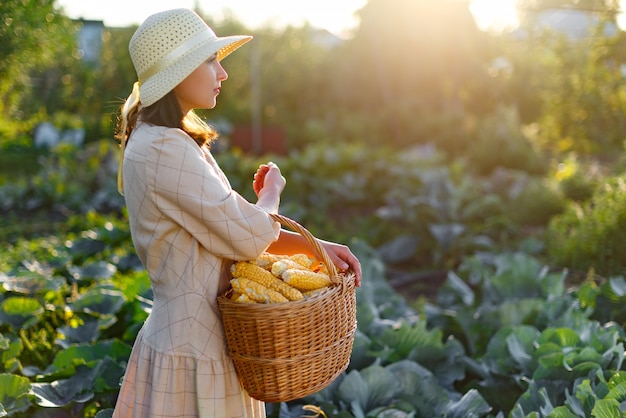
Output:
[{"xmin": 470, "ymin": 0, "xmax": 520, "ymax": 32}]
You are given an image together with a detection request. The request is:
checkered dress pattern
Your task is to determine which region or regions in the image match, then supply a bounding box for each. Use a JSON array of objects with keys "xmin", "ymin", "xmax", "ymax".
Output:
[{"xmin": 112, "ymin": 124, "xmax": 280, "ymax": 417}]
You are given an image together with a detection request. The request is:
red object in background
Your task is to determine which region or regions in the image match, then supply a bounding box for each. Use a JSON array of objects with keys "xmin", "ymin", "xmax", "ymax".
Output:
[{"xmin": 230, "ymin": 126, "xmax": 286, "ymax": 155}]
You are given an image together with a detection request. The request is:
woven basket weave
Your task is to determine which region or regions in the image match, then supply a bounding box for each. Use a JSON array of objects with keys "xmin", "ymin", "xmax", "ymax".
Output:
[{"xmin": 217, "ymin": 213, "xmax": 357, "ymax": 403}]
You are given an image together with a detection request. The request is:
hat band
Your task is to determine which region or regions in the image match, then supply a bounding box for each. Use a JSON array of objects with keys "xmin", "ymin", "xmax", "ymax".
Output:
[{"xmin": 138, "ymin": 30, "xmax": 214, "ymax": 84}]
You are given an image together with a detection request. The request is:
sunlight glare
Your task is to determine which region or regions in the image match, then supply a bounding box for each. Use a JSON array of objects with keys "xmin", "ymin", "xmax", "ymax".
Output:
[{"xmin": 470, "ymin": 0, "xmax": 519, "ymax": 32}]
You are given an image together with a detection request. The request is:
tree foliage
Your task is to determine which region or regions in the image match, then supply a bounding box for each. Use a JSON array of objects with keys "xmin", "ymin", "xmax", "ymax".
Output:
[
  {"xmin": 0, "ymin": 0, "xmax": 75, "ymax": 118},
  {"xmin": 320, "ymin": 0, "xmax": 495, "ymax": 148}
]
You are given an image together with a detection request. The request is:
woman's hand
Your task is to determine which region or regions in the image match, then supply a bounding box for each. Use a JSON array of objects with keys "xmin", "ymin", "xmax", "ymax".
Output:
[
  {"xmin": 319, "ymin": 240, "xmax": 362, "ymax": 287},
  {"xmin": 254, "ymin": 162, "xmax": 286, "ymax": 214},
  {"xmin": 268, "ymin": 230, "xmax": 362, "ymax": 287},
  {"xmin": 253, "ymin": 162, "xmax": 285, "ymax": 197}
]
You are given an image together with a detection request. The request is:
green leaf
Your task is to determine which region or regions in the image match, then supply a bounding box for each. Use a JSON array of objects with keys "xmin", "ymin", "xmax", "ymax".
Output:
[
  {"xmin": 68, "ymin": 260, "xmax": 116, "ymax": 284},
  {"xmin": 563, "ymin": 378, "xmax": 597, "ymax": 417},
  {"xmin": 338, "ymin": 364, "xmax": 396, "ymax": 412},
  {"xmin": 1, "ymin": 339, "xmax": 23, "ymax": 373},
  {"xmin": 50, "ymin": 339, "xmax": 131, "ymax": 373},
  {"xmin": 0, "ymin": 297, "xmax": 43, "ymax": 329},
  {"xmin": 429, "ymin": 337, "xmax": 467, "ymax": 388},
  {"xmin": 1, "ymin": 271, "xmax": 65, "ymax": 295},
  {"xmin": 385, "ymin": 360, "xmax": 448, "ymax": 415},
  {"xmin": 385, "ymin": 360, "xmax": 432, "ymax": 398},
  {"xmin": 94, "ymin": 409, "xmax": 114, "ymax": 418},
  {"xmin": 70, "ymin": 288, "xmax": 126, "ymax": 316},
  {"xmin": 349, "ymin": 330, "xmax": 376, "ymax": 371},
  {"xmin": 577, "ymin": 282, "xmax": 600, "ymax": 309},
  {"xmin": 483, "ymin": 325, "xmax": 540, "ymax": 375},
  {"xmin": 539, "ymin": 328, "xmax": 581, "ymax": 347},
  {"xmin": 570, "ymin": 347, "xmax": 605, "ymax": 368},
  {"xmin": 374, "ymin": 319, "xmax": 447, "ymax": 366},
  {"xmin": 534, "ymin": 352, "xmax": 566, "ymax": 380},
  {"xmin": 569, "ymin": 362, "xmax": 602, "ymax": 380},
  {"xmin": 505, "ymin": 326, "xmax": 539, "ymax": 373},
  {"xmin": 605, "ymin": 381, "xmax": 626, "ymax": 403},
  {"xmin": 57, "ymin": 315, "xmax": 106, "ymax": 347},
  {"xmin": 437, "ymin": 271, "xmax": 474, "ymax": 307},
  {"xmin": 31, "ymin": 365, "xmax": 95, "ymax": 407},
  {"xmin": 590, "ymin": 398, "xmax": 621, "ymax": 418},
  {"xmin": 608, "ymin": 372, "xmax": 626, "ymax": 388},
  {"xmin": 336, "ymin": 369, "xmax": 370, "ymax": 411},
  {"xmin": 0, "ymin": 373, "xmax": 32, "ymax": 414},
  {"xmin": 608, "ymin": 277, "xmax": 626, "ymax": 298},
  {"xmin": 498, "ymin": 298, "xmax": 545, "ymax": 326},
  {"xmin": 546, "ymin": 405, "xmax": 579, "ymax": 418},
  {"xmin": 66, "ymin": 237, "xmax": 106, "ymax": 265},
  {"xmin": 366, "ymin": 406, "xmax": 414, "ymax": 417},
  {"xmin": 444, "ymin": 389, "xmax": 491, "ymax": 418},
  {"xmin": 488, "ymin": 253, "xmax": 545, "ymax": 300},
  {"xmin": 0, "ymin": 297, "xmax": 43, "ymax": 316}
]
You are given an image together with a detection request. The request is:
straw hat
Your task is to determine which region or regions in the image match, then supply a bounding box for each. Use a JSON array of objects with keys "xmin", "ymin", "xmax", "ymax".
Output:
[{"xmin": 129, "ymin": 8, "xmax": 252, "ymax": 107}]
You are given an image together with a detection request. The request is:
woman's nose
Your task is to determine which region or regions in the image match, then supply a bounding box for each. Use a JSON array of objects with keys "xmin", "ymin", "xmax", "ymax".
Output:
[{"xmin": 218, "ymin": 62, "xmax": 228, "ymax": 81}]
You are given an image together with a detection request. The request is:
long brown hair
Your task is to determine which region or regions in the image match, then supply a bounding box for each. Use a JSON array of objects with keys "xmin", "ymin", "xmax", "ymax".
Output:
[{"xmin": 116, "ymin": 91, "xmax": 217, "ymax": 148}]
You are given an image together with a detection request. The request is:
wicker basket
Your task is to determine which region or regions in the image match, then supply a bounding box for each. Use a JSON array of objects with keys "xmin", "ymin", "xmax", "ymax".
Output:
[{"xmin": 217, "ymin": 213, "xmax": 357, "ymax": 403}]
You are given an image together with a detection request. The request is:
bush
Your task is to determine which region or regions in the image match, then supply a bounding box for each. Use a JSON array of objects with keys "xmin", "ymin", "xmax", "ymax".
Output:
[
  {"xmin": 545, "ymin": 175, "xmax": 626, "ymax": 276},
  {"xmin": 552, "ymin": 153, "xmax": 599, "ymax": 203},
  {"xmin": 508, "ymin": 177, "xmax": 567, "ymax": 226},
  {"xmin": 464, "ymin": 107, "xmax": 548, "ymax": 177}
]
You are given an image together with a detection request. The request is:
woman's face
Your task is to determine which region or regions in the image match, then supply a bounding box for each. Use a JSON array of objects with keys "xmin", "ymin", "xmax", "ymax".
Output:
[{"xmin": 174, "ymin": 54, "xmax": 228, "ymax": 114}]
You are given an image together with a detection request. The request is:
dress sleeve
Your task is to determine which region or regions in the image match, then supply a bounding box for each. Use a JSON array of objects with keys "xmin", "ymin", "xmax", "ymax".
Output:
[{"xmin": 144, "ymin": 128, "xmax": 280, "ymax": 260}]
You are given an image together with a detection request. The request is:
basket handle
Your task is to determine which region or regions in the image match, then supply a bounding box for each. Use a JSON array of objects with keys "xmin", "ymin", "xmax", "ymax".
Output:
[{"xmin": 269, "ymin": 213, "xmax": 343, "ymax": 286}]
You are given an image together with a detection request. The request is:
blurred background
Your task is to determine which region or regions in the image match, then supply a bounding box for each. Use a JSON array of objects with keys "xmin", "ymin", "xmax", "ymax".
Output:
[
  {"xmin": 3, "ymin": 0, "xmax": 626, "ymax": 279},
  {"xmin": 4, "ymin": 1, "xmax": 626, "ymax": 416}
]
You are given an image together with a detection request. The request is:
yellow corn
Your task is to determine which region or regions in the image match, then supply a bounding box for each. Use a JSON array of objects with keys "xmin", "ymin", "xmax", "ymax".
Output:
[
  {"xmin": 232, "ymin": 261, "xmax": 304, "ymax": 301},
  {"xmin": 271, "ymin": 259, "xmax": 310, "ymax": 277},
  {"xmin": 281, "ymin": 269, "xmax": 332, "ymax": 291},
  {"xmin": 289, "ymin": 253, "xmax": 315, "ymax": 268},
  {"xmin": 253, "ymin": 252, "xmax": 314, "ymax": 269},
  {"xmin": 230, "ymin": 278, "xmax": 288, "ymax": 303},
  {"xmin": 269, "ymin": 279, "xmax": 304, "ymax": 301},
  {"xmin": 234, "ymin": 293, "xmax": 256, "ymax": 304},
  {"xmin": 231, "ymin": 261, "xmax": 278, "ymax": 285},
  {"xmin": 254, "ymin": 253, "xmax": 287, "ymax": 269}
]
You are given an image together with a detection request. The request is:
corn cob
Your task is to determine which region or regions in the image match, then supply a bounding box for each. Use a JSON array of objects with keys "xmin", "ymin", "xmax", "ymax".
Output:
[
  {"xmin": 230, "ymin": 278, "xmax": 288, "ymax": 303},
  {"xmin": 282, "ymin": 269, "xmax": 332, "ymax": 291},
  {"xmin": 268, "ymin": 279, "xmax": 304, "ymax": 301},
  {"xmin": 232, "ymin": 261, "xmax": 304, "ymax": 301},
  {"xmin": 254, "ymin": 253, "xmax": 287, "ymax": 269},
  {"xmin": 271, "ymin": 259, "xmax": 310, "ymax": 277},
  {"xmin": 289, "ymin": 253, "xmax": 315, "ymax": 268},
  {"xmin": 231, "ymin": 261, "xmax": 278, "ymax": 284},
  {"xmin": 234, "ymin": 293, "xmax": 256, "ymax": 304}
]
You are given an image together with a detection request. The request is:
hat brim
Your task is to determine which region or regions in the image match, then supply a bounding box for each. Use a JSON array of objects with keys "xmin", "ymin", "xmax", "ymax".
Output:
[{"xmin": 140, "ymin": 35, "xmax": 252, "ymax": 107}]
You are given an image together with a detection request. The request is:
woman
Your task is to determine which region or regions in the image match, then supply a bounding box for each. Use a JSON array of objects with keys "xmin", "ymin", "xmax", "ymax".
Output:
[{"xmin": 113, "ymin": 8, "xmax": 362, "ymax": 418}]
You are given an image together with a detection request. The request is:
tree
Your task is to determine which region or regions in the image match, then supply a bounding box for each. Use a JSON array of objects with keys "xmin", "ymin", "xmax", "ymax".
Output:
[
  {"xmin": 0, "ymin": 0, "xmax": 76, "ymax": 120},
  {"xmin": 320, "ymin": 0, "xmax": 495, "ymax": 148}
]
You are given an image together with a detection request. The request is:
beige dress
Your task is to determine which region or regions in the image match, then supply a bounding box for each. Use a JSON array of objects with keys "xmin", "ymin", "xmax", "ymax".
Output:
[{"xmin": 112, "ymin": 123, "xmax": 281, "ymax": 418}]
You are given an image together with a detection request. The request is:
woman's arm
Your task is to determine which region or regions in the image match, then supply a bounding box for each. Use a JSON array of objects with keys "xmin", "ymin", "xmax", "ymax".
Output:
[
  {"xmin": 268, "ymin": 230, "xmax": 362, "ymax": 287},
  {"xmin": 254, "ymin": 161, "xmax": 362, "ymax": 286}
]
